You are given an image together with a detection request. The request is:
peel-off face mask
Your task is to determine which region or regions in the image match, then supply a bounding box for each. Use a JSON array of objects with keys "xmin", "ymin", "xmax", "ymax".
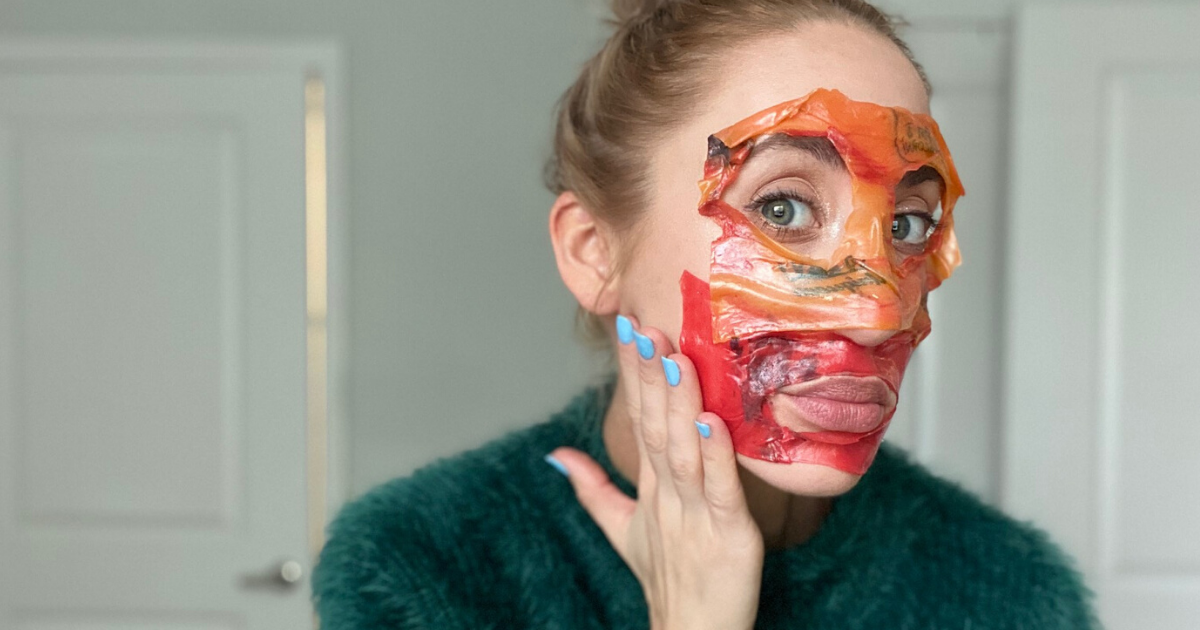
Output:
[{"xmin": 678, "ymin": 88, "xmax": 965, "ymax": 475}]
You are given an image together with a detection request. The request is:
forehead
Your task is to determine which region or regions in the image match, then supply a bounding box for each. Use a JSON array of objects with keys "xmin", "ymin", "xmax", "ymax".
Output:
[
  {"xmin": 650, "ymin": 22, "xmax": 929, "ymax": 196},
  {"xmin": 700, "ymin": 22, "xmax": 928, "ymax": 139},
  {"xmin": 699, "ymin": 86, "xmax": 959, "ymax": 201}
]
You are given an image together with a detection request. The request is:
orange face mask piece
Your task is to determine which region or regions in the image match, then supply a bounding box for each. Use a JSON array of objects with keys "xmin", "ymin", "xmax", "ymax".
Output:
[{"xmin": 698, "ymin": 88, "xmax": 965, "ymax": 341}]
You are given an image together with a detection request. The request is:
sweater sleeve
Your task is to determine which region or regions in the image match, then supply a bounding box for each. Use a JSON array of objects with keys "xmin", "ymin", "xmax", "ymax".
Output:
[
  {"xmin": 872, "ymin": 446, "xmax": 1101, "ymax": 630},
  {"xmin": 985, "ymin": 521, "xmax": 1101, "ymax": 630},
  {"xmin": 311, "ymin": 479, "xmax": 497, "ymax": 630},
  {"xmin": 913, "ymin": 508, "xmax": 1102, "ymax": 630}
]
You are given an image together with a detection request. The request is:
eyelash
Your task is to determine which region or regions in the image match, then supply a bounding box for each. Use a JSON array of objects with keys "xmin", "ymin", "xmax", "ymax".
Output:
[
  {"xmin": 746, "ymin": 189, "xmax": 943, "ymax": 241},
  {"xmin": 747, "ymin": 187, "xmax": 821, "ymax": 236},
  {"xmin": 895, "ymin": 203, "xmax": 941, "ymax": 232}
]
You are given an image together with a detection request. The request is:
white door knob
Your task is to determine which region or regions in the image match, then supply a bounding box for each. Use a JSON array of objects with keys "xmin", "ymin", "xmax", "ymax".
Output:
[{"xmin": 241, "ymin": 559, "xmax": 304, "ymax": 590}]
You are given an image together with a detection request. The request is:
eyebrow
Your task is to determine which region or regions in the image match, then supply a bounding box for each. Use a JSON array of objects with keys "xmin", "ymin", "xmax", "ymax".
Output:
[
  {"xmin": 749, "ymin": 134, "xmax": 846, "ymax": 170},
  {"xmin": 899, "ymin": 165, "xmax": 944, "ymax": 189}
]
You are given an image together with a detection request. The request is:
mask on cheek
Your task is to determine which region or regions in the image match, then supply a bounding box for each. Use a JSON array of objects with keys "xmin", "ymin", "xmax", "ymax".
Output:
[{"xmin": 678, "ymin": 88, "xmax": 965, "ymax": 475}]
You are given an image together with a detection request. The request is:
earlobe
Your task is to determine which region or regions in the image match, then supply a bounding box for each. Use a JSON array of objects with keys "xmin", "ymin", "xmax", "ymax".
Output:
[{"xmin": 548, "ymin": 191, "xmax": 620, "ymax": 316}]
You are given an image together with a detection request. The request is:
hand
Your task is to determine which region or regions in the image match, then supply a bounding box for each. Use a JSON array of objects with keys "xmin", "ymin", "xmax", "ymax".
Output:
[{"xmin": 550, "ymin": 315, "xmax": 764, "ymax": 630}]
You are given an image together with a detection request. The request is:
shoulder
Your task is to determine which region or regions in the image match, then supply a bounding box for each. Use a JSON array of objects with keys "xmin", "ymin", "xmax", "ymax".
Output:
[
  {"xmin": 312, "ymin": 389, "xmax": 604, "ymax": 629},
  {"xmin": 863, "ymin": 444, "xmax": 1100, "ymax": 629}
]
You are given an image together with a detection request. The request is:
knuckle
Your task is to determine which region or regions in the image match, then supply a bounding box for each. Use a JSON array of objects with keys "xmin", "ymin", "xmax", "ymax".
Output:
[
  {"xmin": 707, "ymin": 494, "xmax": 739, "ymax": 514},
  {"xmin": 642, "ymin": 427, "xmax": 668, "ymax": 455},
  {"xmin": 579, "ymin": 483, "xmax": 613, "ymax": 511},
  {"xmin": 574, "ymin": 483, "xmax": 601, "ymax": 507},
  {"xmin": 706, "ymin": 487, "xmax": 743, "ymax": 513},
  {"xmin": 700, "ymin": 440, "xmax": 727, "ymax": 465},
  {"xmin": 638, "ymin": 363, "xmax": 660, "ymax": 385},
  {"xmin": 667, "ymin": 456, "xmax": 700, "ymax": 482}
]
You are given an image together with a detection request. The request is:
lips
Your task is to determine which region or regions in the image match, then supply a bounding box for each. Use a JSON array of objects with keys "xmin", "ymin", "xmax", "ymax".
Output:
[
  {"xmin": 772, "ymin": 375, "xmax": 895, "ymax": 434},
  {"xmin": 777, "ymin": 374, "xmax": 896, "ymax": 405}
]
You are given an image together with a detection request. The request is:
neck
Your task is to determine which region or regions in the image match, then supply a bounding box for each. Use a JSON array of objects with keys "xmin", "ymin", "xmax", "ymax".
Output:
[{"xmin": 602, "ymin": 379, "xmax": 832, "ymax": 550}]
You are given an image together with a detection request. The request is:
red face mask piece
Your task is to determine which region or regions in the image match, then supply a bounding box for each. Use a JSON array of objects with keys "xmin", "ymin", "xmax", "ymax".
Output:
[{"xmin": 678, "ymin": 89, "xmax": 965, "ymax": 475}]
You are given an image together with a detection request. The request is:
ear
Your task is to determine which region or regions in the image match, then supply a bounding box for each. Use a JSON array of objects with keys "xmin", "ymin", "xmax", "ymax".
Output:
[{"xmin": 548, "ymin": 191, "xmax": 620, "ymax": 316}]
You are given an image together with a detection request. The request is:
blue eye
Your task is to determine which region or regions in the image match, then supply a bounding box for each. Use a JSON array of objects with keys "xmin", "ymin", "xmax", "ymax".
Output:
[
  {"xmin": 892, "ymin": 213, "xmax": 933, "ymax": 245},
  {"xmin": 759, "ymin": 197, "xmax": 816, "ymax": 229}
]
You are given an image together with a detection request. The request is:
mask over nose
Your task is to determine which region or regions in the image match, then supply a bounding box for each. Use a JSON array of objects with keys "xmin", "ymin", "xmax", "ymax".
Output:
[{"xmin": 678, "ymin": 88, "xmax": 965, "ymax": 475}]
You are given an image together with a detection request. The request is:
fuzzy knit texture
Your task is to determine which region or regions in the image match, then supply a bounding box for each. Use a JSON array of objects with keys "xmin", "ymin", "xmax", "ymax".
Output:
[{"xmin": 312, "ymin": 383, "xmax": 1099, "ymax": 629}]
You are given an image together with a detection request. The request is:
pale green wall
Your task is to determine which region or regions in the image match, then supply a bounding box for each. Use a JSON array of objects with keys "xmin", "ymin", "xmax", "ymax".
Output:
[
  {"xmin": 0, "ymin": 0, "xmax": 610, "ymax": 494},
  {"xmin": 0, "ymin": 0, "xmax": 1125, "ymax": 498}
]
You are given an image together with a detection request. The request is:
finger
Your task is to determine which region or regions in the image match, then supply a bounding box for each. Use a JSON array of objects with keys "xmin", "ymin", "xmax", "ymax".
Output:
[
  {"xmin": 615, "ymin": 314, "xmax": 652, "ymax": 486},
  {"xmin": 694, "ymin": 411, "xmax": 750, "ymax": 519},
  {"xmin": 614, "ymin": 314, "xmax": 642, "ymax": 425},
  {"xmin": 548, "ymin": 447, "xmax": 635, "ymax": 551},
  {"xmin": 661, "ymin": 351, "xmax": 705, "ymax": 504},
  {"xmin": 633, "ymin": 325, "xmax": 673, "ymax": 495}
]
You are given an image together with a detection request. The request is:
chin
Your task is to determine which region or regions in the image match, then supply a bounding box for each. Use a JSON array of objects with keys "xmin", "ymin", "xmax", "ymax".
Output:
[{"xmin": 737, "ymin": 453, "xmax": 865, "ymax": 497}]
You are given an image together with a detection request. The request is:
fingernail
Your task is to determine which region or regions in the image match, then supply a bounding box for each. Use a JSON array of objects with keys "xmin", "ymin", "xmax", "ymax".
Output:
[
  {"xmin": 616, "ymin": 315, "xmax": 634, "ymax": 345},
  {"xmin": 544, "ymin": 454, "xmax": 569, "ymax": 477},
  {"xmin": 694, "ymin": 420, "xmax": 712, "ymax": 439},
  {"xmin": 661, "ymin": 357, "xmax": 681, "ymax": 386},
  {"xmin": 634, "ymin": 332, "xmax": 654, "ymax": 359}
]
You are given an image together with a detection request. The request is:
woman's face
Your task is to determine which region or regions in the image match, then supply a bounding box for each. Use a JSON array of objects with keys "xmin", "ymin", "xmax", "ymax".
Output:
[{"xmin": 615, "ymin": 21, "xmax": 935, "ymax": 496}]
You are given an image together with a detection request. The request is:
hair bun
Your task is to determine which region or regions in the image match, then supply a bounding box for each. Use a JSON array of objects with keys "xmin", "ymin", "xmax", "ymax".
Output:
[{"xmin": 609, "ymin": 0, "xmax": 674, "ymax": 25}]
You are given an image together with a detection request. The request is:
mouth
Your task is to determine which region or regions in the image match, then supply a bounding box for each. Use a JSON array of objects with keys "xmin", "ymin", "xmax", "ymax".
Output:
[{"xmin": 769, "ymin": 375, "xmax": 896, "ymax": 435}]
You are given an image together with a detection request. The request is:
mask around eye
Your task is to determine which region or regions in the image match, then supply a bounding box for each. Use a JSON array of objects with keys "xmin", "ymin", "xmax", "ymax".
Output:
[{"xmin": 678, "ymin": 88, "xmax": 965, "ymax": 474}]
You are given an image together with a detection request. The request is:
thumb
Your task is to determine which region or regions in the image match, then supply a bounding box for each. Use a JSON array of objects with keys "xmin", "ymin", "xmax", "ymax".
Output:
[{"xmin": 548, "ymin": 447, "xmax": 635, "ymax": 549}]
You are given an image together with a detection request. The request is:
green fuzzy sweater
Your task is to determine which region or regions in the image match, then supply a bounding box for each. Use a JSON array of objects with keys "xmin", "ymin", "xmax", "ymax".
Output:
[{"xmin": 312, "ymin": 385, "xmax": 1099, "ymax": 629}]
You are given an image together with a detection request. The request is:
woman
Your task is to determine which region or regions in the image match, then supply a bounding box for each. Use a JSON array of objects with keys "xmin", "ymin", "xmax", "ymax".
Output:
[{"xmin": 313, "ymin": 1, "xmax": 1098, "ymax": 628}]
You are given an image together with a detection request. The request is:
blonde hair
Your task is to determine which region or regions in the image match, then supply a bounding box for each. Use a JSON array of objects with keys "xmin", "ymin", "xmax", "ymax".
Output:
[{"xmin": 544, "ymin": 0, "xmax": 928, "ymax": 345}]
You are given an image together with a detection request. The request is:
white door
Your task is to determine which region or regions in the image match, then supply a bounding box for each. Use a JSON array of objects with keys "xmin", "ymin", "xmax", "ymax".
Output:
[
  {"xmin": 884, "ymin": 25, "xmax": 1010, "ymax": 505},
  {"xmin": 0, "ymin": 44, "xmax": 332, "ymax": 629},
  {"xmin": 1004, "ymin": 5, "xmax": 1200, "ymax": 629}
]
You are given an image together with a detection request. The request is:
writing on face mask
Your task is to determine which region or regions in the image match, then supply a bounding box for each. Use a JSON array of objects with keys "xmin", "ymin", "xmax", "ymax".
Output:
[{"xmin": 678, "ymin": 88, "xmax": 965, "ymax": 474}]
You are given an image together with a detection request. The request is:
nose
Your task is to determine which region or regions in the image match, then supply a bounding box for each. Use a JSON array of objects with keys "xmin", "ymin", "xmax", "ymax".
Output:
[
  {"xmin": 834, "ymin": 193, "xmax": 892, "ymax": 264},
  {"xmin": 835, "ymin": 328, "xmax": 898, "ymax": 347}
]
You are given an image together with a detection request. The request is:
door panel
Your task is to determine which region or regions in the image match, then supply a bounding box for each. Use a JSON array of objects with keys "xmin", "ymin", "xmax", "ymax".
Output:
[
  {"xmin": 17, "ymin": 122, "xmax": 240, "ymax": 529},
  {"xmin": 1106, "ymin": 72, "xmax": 1200, "ymax": 574}
]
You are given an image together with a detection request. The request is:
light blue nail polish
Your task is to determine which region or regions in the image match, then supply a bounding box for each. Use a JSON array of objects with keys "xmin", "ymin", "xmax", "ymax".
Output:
[
  {"xmin": 662, "ymin": 357, "xmax": 681, "ymax": 386},
  {"xmin": 634, "ymin": 332, "xmax": 654, "ymax": 359},
  {"xmin": 616, "ymin": 315, "xmax": 634, "ymax": 345},
  {"xmin": 695, "ymin": 420, "xmax": 712, "ymax": 439},
  {"xmin": 544, "ymin": 454, "xmax": 569, "ymax": 477}
]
